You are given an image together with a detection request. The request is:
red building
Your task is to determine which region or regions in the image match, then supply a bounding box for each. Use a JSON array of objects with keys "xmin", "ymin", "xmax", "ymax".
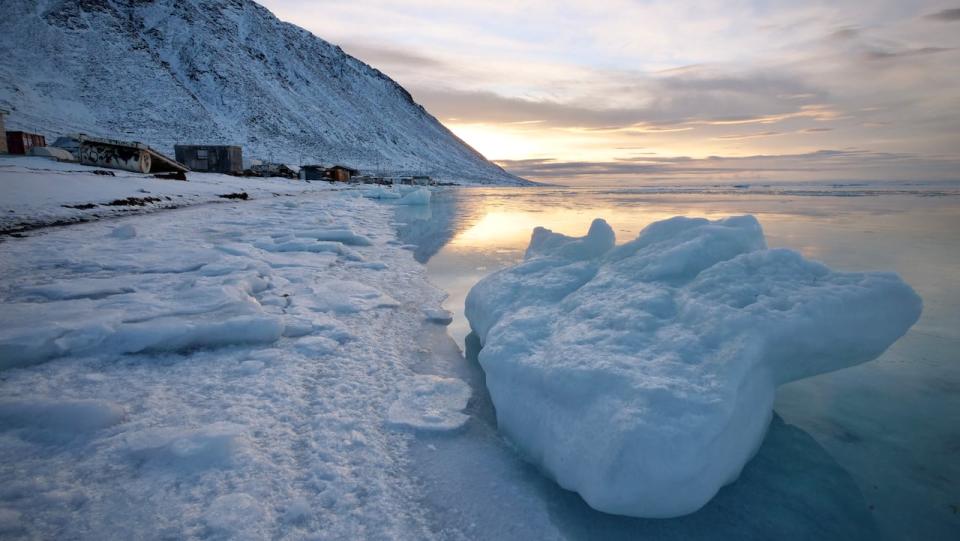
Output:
[{"xmin": 6, "ymin": 131, "xmax": 46, "ymax": 155}]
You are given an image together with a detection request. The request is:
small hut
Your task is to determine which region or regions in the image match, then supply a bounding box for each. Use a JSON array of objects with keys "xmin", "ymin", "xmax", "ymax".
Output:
[
  {"xmin": 174, "ymin": 145, "xmax": 243, "ymax": 174},
  {"xmin": 300, "ymin": 165, "xmax": 327, "ymax": 181},
  {"xmin": 328, "ymin": 165, "xmax": 358, "ymax": 182},
  {"xmin": 6, "ymin": 131, "xmax": 46, "ymax": 155}
]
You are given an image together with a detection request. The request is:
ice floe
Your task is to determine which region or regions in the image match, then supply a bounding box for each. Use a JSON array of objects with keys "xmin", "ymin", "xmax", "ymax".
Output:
[
  {"xmin": 465, "ymin": 215, "xmax": 922, "ymax": 518},
  {"xmin": 387, "ymin": 375, "xmax": 472, "ymax": 432}
]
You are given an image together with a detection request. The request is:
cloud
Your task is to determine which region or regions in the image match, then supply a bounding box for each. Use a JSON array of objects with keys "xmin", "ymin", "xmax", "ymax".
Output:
[
  {"xmin": 925, "ymin": 8, "xmax": 960, "ymax": 21},
  {"xmin": 340, "ymin": 42, "xmax": 446, "ymax": 70},
  {"xmin": 863, "ymin": 46, "xmax": 954, "ymax": 61},
  {"xmin": 411, "ymin": 67, "xmax": 832, "ymax": 130},
  {"xmin": 714, "ymin": 131, "xmax": 782, "ymax": 140},
  {"xmin": 495, "ymin": 149, "xmax": 960, "ymax": 183}
]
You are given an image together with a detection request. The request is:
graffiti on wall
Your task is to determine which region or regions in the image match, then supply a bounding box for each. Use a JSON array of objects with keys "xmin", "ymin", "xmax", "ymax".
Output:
[{"xmin": 78, "ymin": 143, "xmax": 150, "ymax": 173}]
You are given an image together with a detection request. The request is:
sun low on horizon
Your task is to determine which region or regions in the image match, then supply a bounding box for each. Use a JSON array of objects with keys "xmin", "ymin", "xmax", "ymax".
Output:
[{"xmin": 260, "ymin": 0, "xmax": 960, "ymax": 185}]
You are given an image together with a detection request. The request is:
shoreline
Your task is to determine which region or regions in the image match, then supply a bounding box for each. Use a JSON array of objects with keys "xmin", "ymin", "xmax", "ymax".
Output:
[{"xmin": 0, "ymin": 188, "xmax": 470, "ymax": 538}]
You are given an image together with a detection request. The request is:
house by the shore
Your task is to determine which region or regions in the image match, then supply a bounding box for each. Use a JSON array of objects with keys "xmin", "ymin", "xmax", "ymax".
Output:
[
  {"xmin": 175, "ymin": 145, "xmax": 243, "ymax": 174},
  {"xmin": 6, "ymin": 130, "xmax": 46, "ymax": 155}
]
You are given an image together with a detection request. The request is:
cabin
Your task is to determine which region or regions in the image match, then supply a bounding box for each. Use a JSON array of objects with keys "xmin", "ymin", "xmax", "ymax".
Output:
[
  {"xmin": 248, "ymin": 162, "xmax": 298, "ymax": 178},
  {"xmin": 298, "ymin": 164, "xmax": 358, "ymax": 182},
  {"xmin": 0, "ymin": 109, "xmax": 8, "ymax": 154},
  {"xmin": 174, "ymin": 145, "xmax": 243, "ymax": 174},
  {"xmin": 6, "ymin": 130, "xmax": 46, "ymax": 155},
  {"xmin": 328, "ymin": 165, "xmax": 358, "ymax": 182},
  {"xmin": 300, "ymin": 164, "xmax": 327, "ymax": 181},
  {"xmin": 76, "ymin": 135, "xmax": 188, "ymax": 174}
]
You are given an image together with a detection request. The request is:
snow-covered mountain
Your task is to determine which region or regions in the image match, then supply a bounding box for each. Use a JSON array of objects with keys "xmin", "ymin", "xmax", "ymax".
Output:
[{"xmin": 0, "ymin": 0, "xmax": 529, "ymax": 184}]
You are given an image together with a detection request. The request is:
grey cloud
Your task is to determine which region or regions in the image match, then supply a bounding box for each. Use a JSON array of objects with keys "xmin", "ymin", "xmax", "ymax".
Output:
[
  {"xmin": 411, "ymin": 68, "xmax": 828, "ymax": 130},
  {"xmin": 340, "ymin": 42, "xmax": 446, "ymax": 70},
  {"xmin": 828, "ymin": 26, "xmax": 861, "ymax": 41},
  {"xmin": 495, "ymin": 149, "xmax": 958, "ymax": 182},
  {"xmin": 864, "ymin": 46, "xmax": 954, "ymax": 61},
  {"xmin": 714, "ymin": 131, "xmax": 782, "ymax": 140},
  {"xmin": 925, "ymin": 8, "xmax": 960, "ymax": 21}
]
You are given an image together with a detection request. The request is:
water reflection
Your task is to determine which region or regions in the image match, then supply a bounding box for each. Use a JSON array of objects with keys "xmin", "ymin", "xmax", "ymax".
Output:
[{"xmin": 393, "ymin": 185, "xmax": 960, "ymax": 539}]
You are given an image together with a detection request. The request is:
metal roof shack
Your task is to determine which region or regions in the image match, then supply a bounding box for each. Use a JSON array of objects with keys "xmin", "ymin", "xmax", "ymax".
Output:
[
  {"xmin": 328, "ymin": 165, "xmax": 358, "ymax": 182},
  {"xmin": 6, "ymin": 131, "xmax": 46, "ymax": 155},
  {"xmin": 300, "ymin": 164, "xmax": 327, "ymax": 181},
  {"xmin": 174, "ymin": 145, "xmax": 243, "ymax": 174},
  {"xmin": 76, "ymin": 135, "xmax": 188, "ymax": 174},
  {"xmin": 299, "ymin": 164, "xmax": 359, "ymax": 182},
  {"xmin": 0, "ymin": 108, "xmax": 8, "ymax": 154}
]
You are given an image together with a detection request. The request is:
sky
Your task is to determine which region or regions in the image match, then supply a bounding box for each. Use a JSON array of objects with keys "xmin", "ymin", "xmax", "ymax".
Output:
[{"xmin": 259, "ymin": 0, "xmax": 960, "ymax": 184}]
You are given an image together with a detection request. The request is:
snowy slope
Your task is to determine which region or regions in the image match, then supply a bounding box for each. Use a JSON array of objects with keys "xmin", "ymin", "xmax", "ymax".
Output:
[{"xmin": 0, "ymin": 0, "xmax": 529, "ymax": 185}]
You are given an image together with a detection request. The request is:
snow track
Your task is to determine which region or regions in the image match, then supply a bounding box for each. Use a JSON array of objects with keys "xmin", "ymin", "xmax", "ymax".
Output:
[{"xmin": 0, "ymin": 192, "xmax": 458, "ymax": 539}]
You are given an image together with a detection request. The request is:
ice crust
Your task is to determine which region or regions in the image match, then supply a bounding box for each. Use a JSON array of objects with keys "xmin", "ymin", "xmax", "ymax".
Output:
[
  {"xmin": 465, "ymin": 215, "xmax": 922, "ymax": 518},
  {"xmin": 387, "ymin": 375, "xmax": 472, "ymax": 432}
]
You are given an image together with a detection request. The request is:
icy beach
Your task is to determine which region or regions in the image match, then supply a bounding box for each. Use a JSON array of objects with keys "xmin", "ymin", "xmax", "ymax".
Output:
[
  {"xmin": 1, "ymin": 168, "xmax": 958, "ymax": 539},
  {"xmin": 0, "ymin": 162, "xmax": 465, "ymax": 538}
]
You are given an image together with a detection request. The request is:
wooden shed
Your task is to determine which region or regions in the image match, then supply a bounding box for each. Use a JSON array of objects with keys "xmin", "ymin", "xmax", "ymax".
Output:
[
  {"xmin": 328, "ymin": 165, "xmax": 358, "ymax": 182},
  {"xmin": 6, "ymin": 131, "xmax": 46, "ymax": 155},
  {"xmin": 0, "ymin": 109, "xmax": 8, "ymax": 154},
  {"xmin": 300, "ymin": 165, "xmax": 327, "ymax": 181},
  {"xmin": 174, "ymin": 145, "xmax": 243, "ymax": 174}
]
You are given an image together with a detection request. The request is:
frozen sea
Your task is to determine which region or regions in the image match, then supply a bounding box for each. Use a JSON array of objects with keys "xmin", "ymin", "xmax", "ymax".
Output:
[{"xmin": 395, "ymin": 182, "xmax": 960, "ymax": 540}]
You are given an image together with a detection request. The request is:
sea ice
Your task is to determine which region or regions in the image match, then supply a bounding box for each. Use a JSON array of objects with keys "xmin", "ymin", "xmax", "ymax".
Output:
[
  {"xmin": 123, "ymin": 423, "xmax": 245, "ymax": 470},
  {"xmin": 465, "ymin": 215, "xmax": 922, "ymax": 518},
  {"xmin": 293, "ymin": 228, "xmax": 372, "ymax": 246},
  {"xmin": 387, "ymin": 375, "xmax": 472, "ymax": 432},
  {"xmin": 423, "ymin": 308, "xmax": 454, "ymax": 325},
  {"xmin": 396, "ymin": 188, "xmax": 431, "ymax": 206},
  {"xmin": 0, "ymin": 399, "xmax": 125, "ymax": 434}
]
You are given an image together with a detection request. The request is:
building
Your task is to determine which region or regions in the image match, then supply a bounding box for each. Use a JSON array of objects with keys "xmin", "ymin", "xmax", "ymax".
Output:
[
  {"xmin": 328, "ymin": 165, "xmax": 358, "ymax": 182},
  {"xmin": 6, "ymin": 131, "xmax": 46, "ymax": 155},
  {"xmin": 248, "ymin": 162, "xmax": 297, "ymax": 178},
  {"xmin": 0, "ymin": 109, "xmax": 8, "ymax": 154},
  {"xmin": 298, "ymin": 164, "xmax": 358, "ymax": 182},
  {"xmin": 76, "ymin": 135, "xmax": 187, "ymax": 174},
  {"xmin": 300, "ymin": 165, "xmax": 327, "ymax": 181},
  {"xmin": 174, "ymin": 145, "xmax": 243, "ymax": 174}
]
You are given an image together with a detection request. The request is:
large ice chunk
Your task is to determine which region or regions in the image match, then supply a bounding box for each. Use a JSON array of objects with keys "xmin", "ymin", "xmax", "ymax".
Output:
[{"xmin": 465, "ymin": 215, "xmax": 921, "ymax": 518}]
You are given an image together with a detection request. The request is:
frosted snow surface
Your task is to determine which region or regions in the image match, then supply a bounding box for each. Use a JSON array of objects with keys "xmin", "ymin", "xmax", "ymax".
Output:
[
  {"xmin": 465, "ymin": 215, "xmax": 922, "ymax": 518},
  {"xmin": 0, "ymin": 190, "xmax": 468, "ymax": 538}
]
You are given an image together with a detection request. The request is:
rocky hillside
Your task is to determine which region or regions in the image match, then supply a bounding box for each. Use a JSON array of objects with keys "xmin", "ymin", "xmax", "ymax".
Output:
[{"xmin": 0, "ymin": 0, "xmax": 528, "ymax": 184}]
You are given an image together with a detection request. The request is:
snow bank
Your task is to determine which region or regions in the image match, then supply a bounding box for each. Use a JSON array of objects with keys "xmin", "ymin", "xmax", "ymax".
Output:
[
  {"xmin": 387, "ymin": 375, "xmax": 472, "ymax": 432},
  {"xmin": 465, "ymin": 215, "xmax": 922, "ymax": 518}
]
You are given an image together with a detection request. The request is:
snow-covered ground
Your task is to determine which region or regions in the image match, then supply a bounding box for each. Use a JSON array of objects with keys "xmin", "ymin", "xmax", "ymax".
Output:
[
  {"xmin": 0, "ymin": 186, "xmax": 469, "ymax": 538},
  {"xmin": 0, "ymin": 155, "xmax": 342, "ymax": 233}
]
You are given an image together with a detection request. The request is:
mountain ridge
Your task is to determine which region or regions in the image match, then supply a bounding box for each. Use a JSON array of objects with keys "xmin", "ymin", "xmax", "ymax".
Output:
[{"xmin": 0, "ymin": 0, "xmax": 529, "ymax": 184}]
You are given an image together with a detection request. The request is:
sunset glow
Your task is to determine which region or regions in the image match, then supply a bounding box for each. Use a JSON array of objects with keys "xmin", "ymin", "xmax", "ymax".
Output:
[{"xmin": 260, "ymin": 0, "xmax": 960, "ymax": 184}]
